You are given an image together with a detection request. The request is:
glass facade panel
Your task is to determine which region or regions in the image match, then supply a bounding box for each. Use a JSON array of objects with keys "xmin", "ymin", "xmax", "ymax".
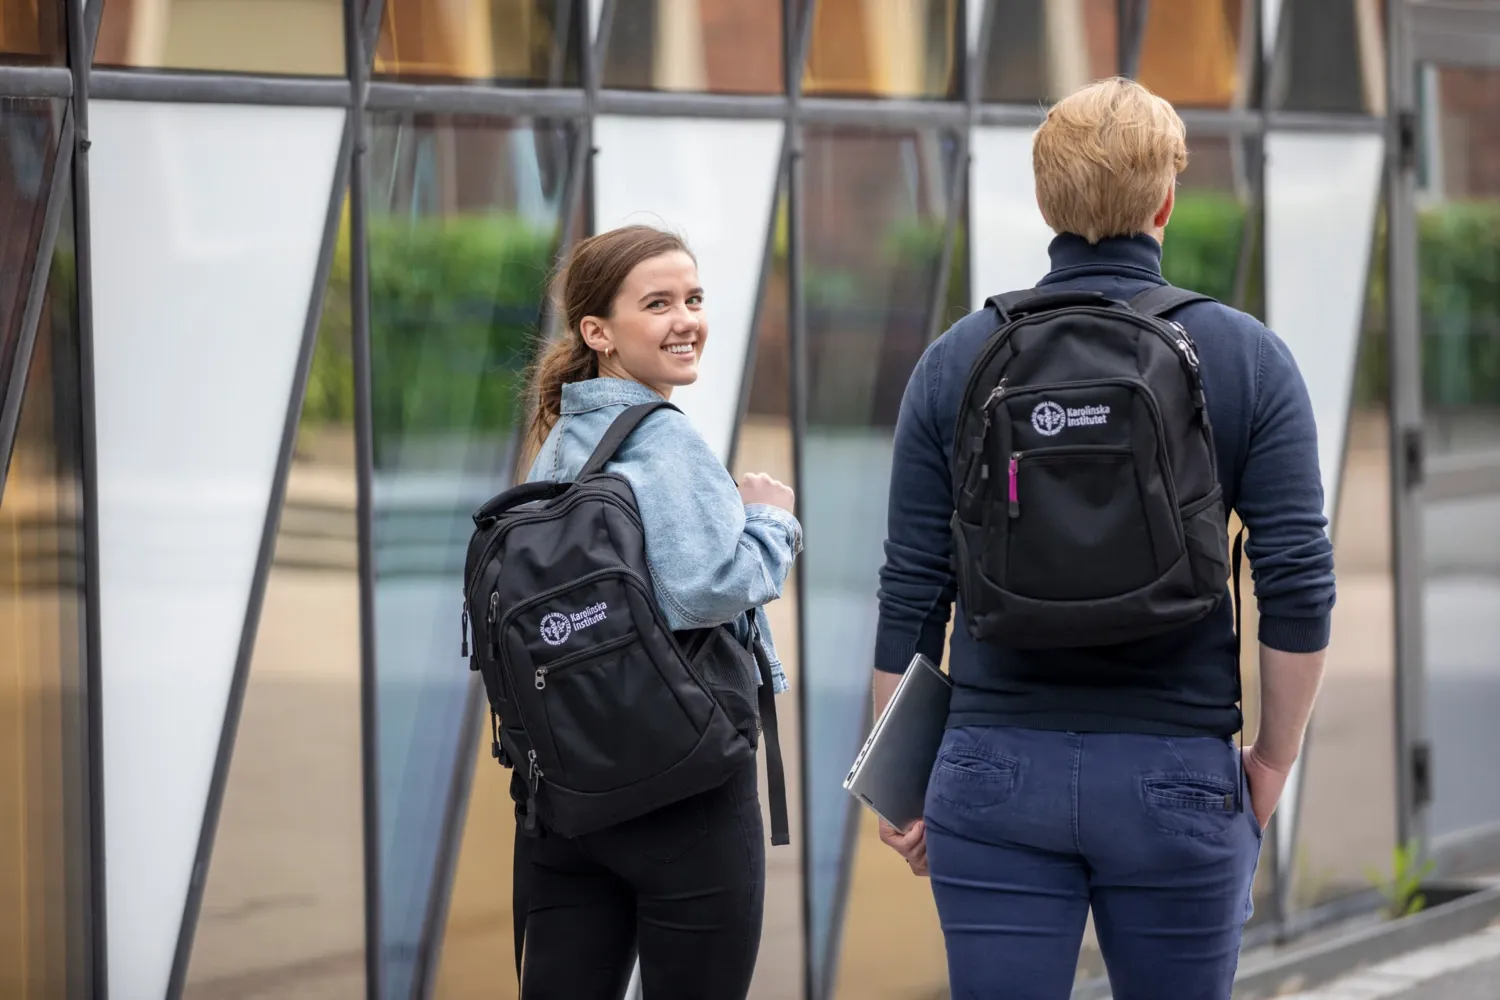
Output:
[
  {"xmin": 365, "ymin": 112, "xmax": 569, "ymax": 997},
  {"xmin": 182, "ymin": 210, "xmax": 366, "ymax": 999},
  {"xmin": 95, "ymin": 0, "xmax": 345, "ymax": 75},
  {"xmin": 731, "ymin": 179, "xmax": 806, "ymax": 1000},
  {"xmin": 799, "ymin": 123, "xmax": 956, "ymax": 996},
  {"xmin": 1289, "ymin": 199, "xmax": 1397, "ymax": 910},
  {"xmin": 0, "ymin": 99, "xmax": 61, "ymax": 406},
  {"xmin": 373, "ymin": 0, "xmax": 582, "ymax": 86},
  {"xmin": 981, "ymin": 0, "xmax": 1117, "ymax": 105},
  {"xmin": 803, "ymin": 0, "xmax": 960, "ymax": 100},
  {"xmin": 1136, "ymin": 0, "xmax": 1253, "ymax": 109},
  {"xmin": 0, "ymin": 183, "xmax": 90, "ymax": 1000},
  {"xmin": 0, "ymin": 0, "xmax": 65, "ymax": 64},
  {"xmin": 1270, "ymin": 0, "xmax": 1387, "ymax": 114},
  {"xmin": 1416, "ymin": 66, "xmax": 1500, "ymax": 842},
  {"xmin": 601, "ymin": 0, "xmax": 783, "ymax": 94},
  {"xmin": 1165, "ymin": 133, "xmax": 1262, "ymax": 316}
]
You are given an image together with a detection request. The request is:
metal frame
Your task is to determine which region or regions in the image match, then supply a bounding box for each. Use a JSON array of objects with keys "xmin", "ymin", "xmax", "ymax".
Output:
[
  {"xmin": 1389, "ymin": 0, "xmax": 1500, "ymax": 875},
  {"xmin": 0, "ymin": 1, "xmax": 1424, "ymax": 998}
]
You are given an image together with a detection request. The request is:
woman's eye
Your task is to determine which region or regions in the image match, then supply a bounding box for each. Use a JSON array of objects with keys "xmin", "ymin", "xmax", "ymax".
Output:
[
  {"xmin": 647, "ymin": 299, "xmax": 668, "ymax": 310},
  {"xmin": 687, "ymin": 295, "xmax": 703, "ymax": 306}
]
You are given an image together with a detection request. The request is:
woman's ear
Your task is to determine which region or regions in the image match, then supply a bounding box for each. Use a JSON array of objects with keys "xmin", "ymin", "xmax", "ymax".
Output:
[{"xmin": 578, "ymin": 316, "xmax": 612, "ymax": 356}]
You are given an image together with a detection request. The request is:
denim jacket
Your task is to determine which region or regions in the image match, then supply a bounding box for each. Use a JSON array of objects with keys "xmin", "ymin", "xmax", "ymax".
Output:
[{"xmin": 526, "ymin": 377, "xmax": 801, "ymax": 693}]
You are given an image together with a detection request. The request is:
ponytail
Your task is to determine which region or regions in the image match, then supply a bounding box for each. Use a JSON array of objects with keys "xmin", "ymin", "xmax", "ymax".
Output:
[{"xmin": 520, "ymin": 330, "xmax": 597, "ymax": 475}]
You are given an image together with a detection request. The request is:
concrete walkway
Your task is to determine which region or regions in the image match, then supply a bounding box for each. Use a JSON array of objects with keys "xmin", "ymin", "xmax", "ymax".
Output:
[{"xmin": 1274, "ymin": 925, "xmax": 1500, "ymax": 999}]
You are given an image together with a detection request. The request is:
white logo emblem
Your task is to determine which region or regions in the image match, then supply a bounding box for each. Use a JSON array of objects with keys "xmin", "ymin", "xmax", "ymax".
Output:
[
  {"xmin": 539, "ymin": 613, "xmax": 573, "ymax": 646},
  {"xmin": 538, "ymin": 602, "xmax": 610, "ymax": 645},
  {"xmin": 1031, "ymin": 401, "xmax": 1068, "ymax": 436}
]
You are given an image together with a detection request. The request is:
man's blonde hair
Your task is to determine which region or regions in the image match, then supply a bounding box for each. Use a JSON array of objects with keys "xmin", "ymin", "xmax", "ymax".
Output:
[{"xmin": 1033, "ymin": 77, "xmax": 1188, "ymax": 244}]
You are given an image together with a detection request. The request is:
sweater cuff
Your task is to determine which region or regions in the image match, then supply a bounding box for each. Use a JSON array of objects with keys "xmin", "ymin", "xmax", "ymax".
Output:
[
  {"xmin": 874, "ymin": 627, "xmax": 918, "ymax": 674},
  {"xmin": 1258, "ymin": 614, "xmax": 1331, "ymax": 653}
]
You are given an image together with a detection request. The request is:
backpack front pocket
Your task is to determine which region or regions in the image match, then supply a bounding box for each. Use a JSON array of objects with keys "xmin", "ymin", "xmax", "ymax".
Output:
[{"xmin": 1002, "ymin": 445, "xmax": 1168, "ymax": 600}]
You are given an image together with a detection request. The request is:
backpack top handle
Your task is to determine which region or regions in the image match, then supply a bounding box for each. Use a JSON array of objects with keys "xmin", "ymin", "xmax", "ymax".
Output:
[{"xmin": 986, "ymin": 288, "xmax": 1111, "ymax": 322}]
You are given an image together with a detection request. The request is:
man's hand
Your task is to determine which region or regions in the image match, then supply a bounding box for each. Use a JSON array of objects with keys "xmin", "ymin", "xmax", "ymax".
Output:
[
  {"xmin": 1241, "ymin": 743, "xmax": 1292, "ymax": 830},
  {"xmin": 878, "ymin": 818, "xmax": 928, "ymax": 876}
]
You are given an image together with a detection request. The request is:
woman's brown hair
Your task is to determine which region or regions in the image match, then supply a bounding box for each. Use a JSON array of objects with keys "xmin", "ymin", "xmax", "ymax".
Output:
[{"xmin": 520, "ymin": 225, "xmax": 693, "ymax": 470}]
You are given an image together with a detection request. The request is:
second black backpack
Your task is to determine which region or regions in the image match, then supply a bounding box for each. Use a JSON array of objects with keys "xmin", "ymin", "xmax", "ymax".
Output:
[
  {"xmin": 462, "ymin": 401, "xmax": 789, "ymax": 845},
  {"xmin": 950, "ymin": 285, "xmax": 1232, "ymax": 648}
]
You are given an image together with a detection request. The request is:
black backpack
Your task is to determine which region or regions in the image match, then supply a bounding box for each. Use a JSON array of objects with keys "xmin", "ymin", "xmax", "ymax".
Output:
[
  {"xmin": 950, "ymin": 285, "xmax": 1232, "ymax": 648},
  {"xmin": 462, "ymin": 400, "xmax": 789, "ymax": 846}
]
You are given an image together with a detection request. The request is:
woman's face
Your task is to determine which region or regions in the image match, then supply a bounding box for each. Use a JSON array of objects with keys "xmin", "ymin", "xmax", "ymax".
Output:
[{"xmin": 582, "ymin": 250, "xmax": 706, "ymax": 398}]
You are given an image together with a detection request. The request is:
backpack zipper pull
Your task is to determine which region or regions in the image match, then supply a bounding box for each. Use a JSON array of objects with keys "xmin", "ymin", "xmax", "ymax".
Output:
[
  {"xmin": 487, "ymin": 591, "xmax": 500, "ymax": 657},
  {"xmin": 1008, "ymin": 453, "xmax": 1021, "ymax": 518},
  {"xmin": 460, "ymin": 601, "xmax": 470, "ymax": 658},
  {"xmin": 981, "ymin": 377, "xmax": 1009, "ymax": 430},
  {"xmin": 524, "ymin": 749, "xmax": 542, "ymax": 831},
  {"xmin": 534, "ymin": 668, "xmax": 547, "ymax": 690}
]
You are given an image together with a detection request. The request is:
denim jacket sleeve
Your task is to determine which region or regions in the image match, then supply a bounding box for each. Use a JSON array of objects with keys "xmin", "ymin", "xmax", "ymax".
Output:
[{"xmin": 610, "ymin": 408, "xmax": 802, "ymax": 690}]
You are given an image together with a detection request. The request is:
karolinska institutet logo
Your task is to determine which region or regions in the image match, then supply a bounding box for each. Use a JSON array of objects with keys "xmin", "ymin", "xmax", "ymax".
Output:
[
  {"xmin": 1031, "ymin": 400, "xmax": 1110, "ymax": 436},
  {"xmin": 539, "ymin": 602, "xmax": 609, "ymax": 645}
]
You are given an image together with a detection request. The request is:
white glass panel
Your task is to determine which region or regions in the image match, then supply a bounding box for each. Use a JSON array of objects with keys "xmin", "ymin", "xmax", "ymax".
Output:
[
  {"xmin": 592, "ymin": 115, "xmax": 783, "ymax": 461},
  {"xmin": 1264, "ymin": 131, "xmax": 1384, "ymax": 519},
  {"xmin": 89, "ymin": 100, "xmax": 344, "ymax": 1000},
  {"xmin": 970, "ymin": 125, "xmax": 1054, "ymax": 309}
]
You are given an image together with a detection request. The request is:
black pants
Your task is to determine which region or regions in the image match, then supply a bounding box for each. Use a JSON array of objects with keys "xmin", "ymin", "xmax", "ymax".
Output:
[{"xmin": 519, "ymin": 761, "xmax": 766, "ymax": 1000}]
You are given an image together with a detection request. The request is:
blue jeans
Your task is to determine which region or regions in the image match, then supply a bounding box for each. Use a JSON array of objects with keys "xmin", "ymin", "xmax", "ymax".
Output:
[{"xmin": 924, "ymin": 726, "xmax": 1263, "ymax": 1000}]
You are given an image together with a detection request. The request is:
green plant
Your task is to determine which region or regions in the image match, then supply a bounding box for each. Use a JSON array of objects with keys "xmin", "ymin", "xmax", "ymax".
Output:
[{"xmin": 1366, "ymin": 839, "xmax": 1436, "ymax": 919}]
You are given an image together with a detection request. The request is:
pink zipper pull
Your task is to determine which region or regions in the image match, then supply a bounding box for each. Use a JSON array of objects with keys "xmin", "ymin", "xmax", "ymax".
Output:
[{"xmin": 1008, "ymin": 453, "xmax": 1020, "ymax": 518}]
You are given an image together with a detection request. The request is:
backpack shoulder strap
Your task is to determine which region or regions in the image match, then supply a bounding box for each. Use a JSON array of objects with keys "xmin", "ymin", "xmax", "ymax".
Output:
[
  {"xmin": 1128, "ymin": 284, "xmax": 1216, "ymax": 320},
  {"xmin": 578, "ymin": 400, "xmax": 680, "ymax": 478}
]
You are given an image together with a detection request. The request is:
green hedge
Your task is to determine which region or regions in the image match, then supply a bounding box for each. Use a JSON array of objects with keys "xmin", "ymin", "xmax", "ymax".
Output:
[{"xmin": 304, "ymin": 195, "xmax": 1500, "ymax": 436}]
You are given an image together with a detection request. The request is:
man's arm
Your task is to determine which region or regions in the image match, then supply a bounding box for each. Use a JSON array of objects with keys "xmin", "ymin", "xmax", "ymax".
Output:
[
  {"xmin": 872, "ymin": 337, "xmax": 958, "ymax": 704},
  {"xmin": 1236, "ymin": 327, "xmax": 1337, "ymax": 821}
]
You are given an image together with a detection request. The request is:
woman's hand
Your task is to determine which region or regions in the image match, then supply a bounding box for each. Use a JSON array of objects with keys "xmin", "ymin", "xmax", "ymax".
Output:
[
  {"xmin": 879, "ymin": 818, "xmax": 929, "ymax": 876},
  {"xmin": 739, "ymin": 472, "xmax": 795, "ymax": 513}
]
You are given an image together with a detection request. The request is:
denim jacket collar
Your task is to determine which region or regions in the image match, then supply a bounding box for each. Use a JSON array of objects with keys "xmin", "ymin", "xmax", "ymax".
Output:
[{"xmin": 561, "ymin": 377, "xmax": 667, "ymax": 415}]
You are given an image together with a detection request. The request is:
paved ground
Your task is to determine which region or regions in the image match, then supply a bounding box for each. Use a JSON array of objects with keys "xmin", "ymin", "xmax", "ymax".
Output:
[{"xmin": 1273, "ymin": 925, "xmax": 1500, "ymax": 999}]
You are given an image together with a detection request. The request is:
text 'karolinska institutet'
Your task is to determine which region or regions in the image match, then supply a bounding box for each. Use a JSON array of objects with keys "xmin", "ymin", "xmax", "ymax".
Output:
[{"xmin": 2, "ymin": 1, "xmax": 1499, "ymax": 998}]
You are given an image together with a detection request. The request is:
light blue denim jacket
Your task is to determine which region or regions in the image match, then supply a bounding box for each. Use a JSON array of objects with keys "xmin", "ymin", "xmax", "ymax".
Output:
[{"xmin": 526, "ymin": 377, "xmax": 801, "ymax": 694}]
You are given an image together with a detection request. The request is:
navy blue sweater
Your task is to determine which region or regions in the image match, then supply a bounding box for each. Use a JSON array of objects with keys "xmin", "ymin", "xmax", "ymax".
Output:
[{"xmin": 874, "ymin": 233, "xmax": 1336, "ymax": 737}]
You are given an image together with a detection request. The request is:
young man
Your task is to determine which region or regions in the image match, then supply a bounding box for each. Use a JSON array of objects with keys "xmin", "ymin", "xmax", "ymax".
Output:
[{"xmin": 872, "ymin": 77, "xmax": 1334, "ymax": 998}]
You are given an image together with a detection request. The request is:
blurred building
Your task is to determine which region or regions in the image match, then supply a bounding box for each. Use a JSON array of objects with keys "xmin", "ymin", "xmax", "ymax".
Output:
[{"xmin": 2, "ymin": 1, "xmax": 1499, "ymax": 998}]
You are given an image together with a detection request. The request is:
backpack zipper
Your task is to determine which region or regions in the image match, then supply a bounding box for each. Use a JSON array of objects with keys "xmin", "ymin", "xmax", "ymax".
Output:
[{"xmin": 1008, "ymin": 453, "xmax": 1020, "ymax": 517}]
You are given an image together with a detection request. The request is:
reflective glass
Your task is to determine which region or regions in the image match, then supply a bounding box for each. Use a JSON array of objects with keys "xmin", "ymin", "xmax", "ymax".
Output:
[
  {"xmin": 981, "ymin": 0, "xmax": 1117, "ymax": 105},
  {"xmin": 95, "ymin": 0, "xmax": 345, "ymax": 75},
  {"xmin": 1163, "ymin": 134, "xmax": 1262, "ymax": 317},
  {"xmin": 183, "ymin": 208, "xmax": 366, "ymax": 999},
  {"xmin": 365, "ymin": 112, "xmax": 570, "ymax": 997},
  {"xmin": 730, "ymin": 179, "xmax": 806, "ymax": 1000},
  {"xmin": 601, "ymin": 0, "xmax": 783, "ymax": 94},
  {"xmin": 1415, "ymin": 66, "xmax": 1500, "ymax": 841},
  {"xmin": 374, "ymin": 0, "xmax": 582, "ymax": 86},
  {"xmin": 1270, "ymin": 0, "xmax": 1386, "ymax": 114},
  {"xmin": 0, "ymin": 0, "xmax": 66, "ymax": 64},
  {"xmin": 803, "ymin": 0, "xmax": 960, "ymax": 100},
  {"xmin": 1291, "ymin": 201, "xmax": 1396, "ymax": 909},
  {"xmin": 0, "ymin": 98, "xmax": 62, "ymax": 409},
  {"xmin": 0, "ymin": 181, "xmax": 90, "ymax": 1000},
  {"xmin": 800, "ymin": 124, "xmax": 957, "ymax": 997},
  {"xmin": 1136, "ymin": 0, "xmax": 1253, "ymax": 109}
]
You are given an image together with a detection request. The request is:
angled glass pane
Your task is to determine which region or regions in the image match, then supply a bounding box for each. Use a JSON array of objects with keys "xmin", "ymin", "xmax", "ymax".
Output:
[
  {"xmin": 0, "ymin": 178, "xmax": 89, "ymax": 1000},
  {"xmin": 729, "ymin": 177, "xmax": 804, "ymax": 1000},
  {"xmin": 89, "ymin": 101, "xmax": 346, "ymax": 1000},
  {"xmin": 827, "ymin": 142, "xmax": 960, "ymax": 1000},
  {"xmin": 1270, "ymin": 0, "xmax": 1385, "ymax": 115},
  {"xmin": 800, "ymin": 124, "xmax": 956, "ymax": 998},
  {"xmin": 1290, "ymin": 188, "xmax": 1395, "ymax": 911},
  {"xmin": 601, "ymin": 0, "xmax": 783, "ymax": 94},
  {"xmin": 1163, "ymin": 133, "xmax": 1263, "ymax": 317},
  {"xmin": 374, "ymin": 0, "xmax": 582, "ymax": 86},
  {"xmin": 0, "ymin": 98, "xmax": 62, "ymax": 410},
  {"xmin": 1414, "ymin": 66, "xmax": 1500, "ymax": 841},
  {"xmin": 95, "ymin": 0, "xmax": 345, "ymax": 75},
  {"xmin": 1135, "ymin": 0, "xmax": 1254, "ymax": 109},
  {"xmin": 803, "ymin": 0, "xmax": 960, "ymax": 100},
  {"xmin": 981, "ymin": 0, "xmax": 1117, "ymax": 105},
  {"xmin": 183, "ymin": 203, "xmax": 366, "ymax": 999},
  {"xmin": 366, "ymin": 112, "xmax": 570, "ymax": 998},
  {"xmin": 0, "ymin": 0, "xmax": 66, "ymax": 64}
]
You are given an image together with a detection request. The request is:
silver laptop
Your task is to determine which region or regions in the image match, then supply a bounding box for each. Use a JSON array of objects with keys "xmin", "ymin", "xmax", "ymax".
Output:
[{"xmin": 843, "ymin": 653, "xmax": 952, "ymax": 832}]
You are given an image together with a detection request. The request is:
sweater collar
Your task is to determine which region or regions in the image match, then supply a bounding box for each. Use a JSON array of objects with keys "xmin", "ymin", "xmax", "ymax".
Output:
[{"xmin": 1038, "ymin": 232, "xmax": 1167, "ymax": 286}]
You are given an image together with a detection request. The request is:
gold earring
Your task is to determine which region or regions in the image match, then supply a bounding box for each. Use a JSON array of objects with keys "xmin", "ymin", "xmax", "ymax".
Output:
[{"xmin": 605, "ymin": 347, "xmax": 613, "ymax": 358}]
